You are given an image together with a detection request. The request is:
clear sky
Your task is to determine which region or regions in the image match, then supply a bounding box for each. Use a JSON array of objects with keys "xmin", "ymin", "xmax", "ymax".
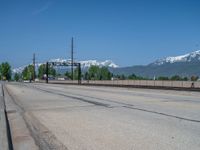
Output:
[{"xmin": 0, "ymin": 0, "xmax": 200, "ymax": 68}]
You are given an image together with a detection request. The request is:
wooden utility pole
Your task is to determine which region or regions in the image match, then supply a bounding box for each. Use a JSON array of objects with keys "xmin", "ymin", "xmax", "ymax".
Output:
[
  {"xmin": 33, "ymin": 53, "xmax": 36, "ymax": 81},
  {"xmin": 46, "ymin": 62, "xmax": 49, "ymax": 83},
  {"xmin": 71, "ymin": 37, "xmax": 74, "ymax": 80}
]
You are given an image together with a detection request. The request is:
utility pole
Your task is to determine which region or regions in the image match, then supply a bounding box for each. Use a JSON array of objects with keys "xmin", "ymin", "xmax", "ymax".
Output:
[
  {"xmin": 71, "ymin": 37, "xmax": 74, "ymax": 80},
  {"xmin": 33, "ymin": 53, "xmax": 36, "ymax": 81},
  {"xmin": 46, "ymin": 62, "xmax": 49, "ymax": 83}
]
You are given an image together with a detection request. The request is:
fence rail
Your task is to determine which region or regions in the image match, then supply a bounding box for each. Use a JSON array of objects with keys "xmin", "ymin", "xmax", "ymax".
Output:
[{"xmin": 40, "ymin": 80, "xmax": 200, "ymax": 90}]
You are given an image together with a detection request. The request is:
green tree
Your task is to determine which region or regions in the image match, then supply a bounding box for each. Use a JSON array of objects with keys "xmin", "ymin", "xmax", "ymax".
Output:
[
  {"xmin": 88, "ymin": 65, "xmax": 101, "ymax": 80},
  {"xmin": 100, "ymin": 67, "xmax": 111, "ymax": 80},
  {"xmin": 22, "ymin": 65, "xmax": 34, "ymax": 80},
  {"xmin": 0, "ymin": 62, "xmax": 12, "ymax": 80},
  {"xmin": 191, "ymin": 76, "xmax": 199, "ymax": 81},
  {"xmin": 128, "ymin": 74, "xmax": 137, "ymax": 80},
  {"xmin": 170, "ymin": 75, "xmax": 182, "ymax": 81},
  {"xmin": 87, "ymin": 66, "xmax": 112, "ymax": 80},
  {"xmin": 38, "ymin": 64, "xmax": 56, "ymax": 79},
  {"xmin": 73, "ymin": 68, "xmax": 79, "ymax": 80},
  {"xmin": 114, "ymin": 74, "xmax": 126, "ymax": 80},
  {"xmin": 64, "ymin": 71, "xmax": 71, "ymax": 79},
  {"xmin": 38, "ymin": 64, "xmax": 46, "ymax": 79},
  {"xmin": 14, "ymin": 73, "xmax": 20, "ymax": 81},
  {"xmin": 157, "ymin": 76, "xmax": 169, "ymax": 80},
  {"xmin": 183, "ymin": 77, "xmax": 188, "ymax": 81}
]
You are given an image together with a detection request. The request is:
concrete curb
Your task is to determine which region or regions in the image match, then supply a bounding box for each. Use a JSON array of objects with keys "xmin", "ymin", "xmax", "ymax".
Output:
[{"xmin": 0, "ymin": 84, "xmax": 9, "ymax": 150}]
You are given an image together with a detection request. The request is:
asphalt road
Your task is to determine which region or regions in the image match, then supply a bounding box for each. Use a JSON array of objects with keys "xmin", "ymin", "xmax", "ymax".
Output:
[{"xmin": 4, "ymin": 83, "xmax": 200, "ymax": 150}]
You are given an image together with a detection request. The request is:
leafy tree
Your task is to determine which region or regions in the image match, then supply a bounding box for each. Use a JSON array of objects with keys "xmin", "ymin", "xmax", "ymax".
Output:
[
  {"xmin": 0, "ymin": 62, "xmax": 12, "ymax": 80},
  {"xmin": 100, "ymin": 67, "xmax": 112, "ymax": 80},
  {"xmin": 88, "ymin": 66, "xmax": 101, "ymax": 80},
  {"xmin": 73, "ymin": 67, "xmax": 79, "ymax": 80},
  {"xmin": 191, "ymin": 76, "xmax": 199, "ymax": 81},
  {"xmin": 38, "ymin": 64, "xmax": 56, "ymax": 79},
  {"xmin": 38, "ymin": 64, "xmax": 46, "ymax": 79},
  {"xmin": 65, "ymin": 71, "xmax": 71, "ymax": 79},
  {"xmin": 157, "ymin": 76, "xmax": 169, "ymax": 80},
  {"xmin": 22, "ymin": 65, "xmax": 34, "ymax": 80},
  {"xmin": 14, "ymin": 73, "xmax": 20, "ymax": 81},
  {"xmin": 113, "ymin": 74, "xmax": 126, "ymax": 80},
  {"xmin": 170, "ymin": 75, "xmax": 182, "ymax": 81},
  {"xmin": 128, "ymin": 74, "xmax": 137, "ymax": 80},
  {"xmin": 87, "ymin": 66, "xmax": 112, "ymax": 80},
  {"xmin": 118, "ymin": 74, "xmax": 126, "ymax": 80}
]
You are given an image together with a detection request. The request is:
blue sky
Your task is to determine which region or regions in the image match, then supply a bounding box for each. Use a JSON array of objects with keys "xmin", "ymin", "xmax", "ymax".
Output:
[{"xmin": 0, "ymin": 0, "xmax": 200, "ymax": 68}]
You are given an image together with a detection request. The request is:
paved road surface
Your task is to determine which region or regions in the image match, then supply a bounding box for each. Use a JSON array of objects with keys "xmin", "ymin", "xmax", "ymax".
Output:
[{"xmin": 3, "ymin": 83, "xmax": 200, "ymax": 150}]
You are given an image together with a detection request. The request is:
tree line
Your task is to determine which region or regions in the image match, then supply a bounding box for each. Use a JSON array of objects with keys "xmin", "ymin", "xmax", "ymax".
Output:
[
  {"xmin": 0, "ymin": 62, "xmax": 11, "ymax": 80},
  {"xmin": 0, "ymin": 62, "xmax": 199, "ymax": 82}
]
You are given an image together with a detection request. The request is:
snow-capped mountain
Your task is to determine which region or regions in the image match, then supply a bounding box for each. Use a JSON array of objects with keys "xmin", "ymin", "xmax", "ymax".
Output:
[
  {"xmin": 12, "ymin": 63, "xmax": 42, "ymax": 74},
  {"xmin": 112, "ymin": 50, "xmax": 200, "ymax": 77},
  {"xmin": 151, "ymin": 50, "xmax": 200, "ymax": 66},
  {"xmin": 49, "ymin": 59, "xmax": 119, "ymax": 68},
  {"xmin": 79, "ymin": 60, "xmax": 118, "ymax": 68},
  {"xmin": 12, "ymin": 59, "xmax": 119, "ymax": 73}
]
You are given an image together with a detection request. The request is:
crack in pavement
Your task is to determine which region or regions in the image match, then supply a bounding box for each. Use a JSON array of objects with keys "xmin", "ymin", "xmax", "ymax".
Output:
[
  {"xmin": 17, "ymin": 83, "xmax": 200, "ymax": 123},
  {"xmin": 123, "ymin": 106, "xmax": 200, "ymax": 123}
]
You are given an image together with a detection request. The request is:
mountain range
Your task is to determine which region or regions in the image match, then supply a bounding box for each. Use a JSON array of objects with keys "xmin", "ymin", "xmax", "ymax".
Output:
[
  {"xmin": 13, "ymin": 50, "xmax": 200, "ymax": 78},
  {"xmin": 12, "ymin": 59, "xmax": 119, "ymax": 73},
  {"xmin": 111, "ymin": 50, "xmax": 200, "ymax": 78}
]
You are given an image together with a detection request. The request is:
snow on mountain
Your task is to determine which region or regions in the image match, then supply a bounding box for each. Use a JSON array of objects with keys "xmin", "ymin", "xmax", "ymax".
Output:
[
  {"xmin": 80, "ymin": 60, "xmax": 119, "ymax": 68},
  {"xmin": 48, "ymin": 59, "xmax": 119, "ymax": 68},
  {"xmin": 12, "ymin": 66, "xmax": 26, "ymax": 74},
  {"xmin": 151, "ymin": 50, "xmax": 200, "ymax": 65},
  {"xmin": 12, "ymin": 59, "xmax": 119, "ymax": 73},
  {"xmin": 49, "ymin": 59, "xmax": 119, "ymax": 68},
  {"xmin": 12, "ymin": 63, "xmax": 42, "ymax": 74}
]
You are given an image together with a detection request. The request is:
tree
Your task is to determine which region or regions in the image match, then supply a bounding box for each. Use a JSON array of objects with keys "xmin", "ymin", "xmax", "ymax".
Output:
[
  {"xmin": 0, "ymin": 62, "xmax": 12, "ymax": 80},
  {"xmin": 14, "ymin": 73, "xmax": 20, "ymax": 81},
  {"xmin": 22, "ymin": 65, "xmax": 34, "ymax": 80},
  {"xmin": 73, "ymin": 67, "xmax": 79, "ymax": 80},
  {"xmin": 157, "ymin": 76, "xmax": 169, "ymax": 80},
  {"xmin": 100, "ymin": 67, "xmax": 112, "ymax": 80},
  {"xmin": 38, "ymin": 64, "xmax": 46, "ymax": 79},
  {"xmin": 128, "ymin": 74, "xmax": 137, "ymax": 80},
  {"xmin": 38, "ymin": 64, "xmax": 56, "ymax": 79},
  {"xmin": 87, "ymin": 66, "xmax": 112, "ymax": 80},
  {"xmin": 170, "ymin": 75, "xmax": 182, "ymax": 81},
  {"xmin": 65, "ymin": 71, "xmax": 71, "ymax": 79},
  {"xmin": 183, "ymin": 77, "xmax": 188, "ymax": 81},
  {"xmin": 88, "ymin": 65, "xmax": 101, "ymax": 80},
  {"xmin": 191, "ymin": 76, "xmax": 199, "ymax": 81}
]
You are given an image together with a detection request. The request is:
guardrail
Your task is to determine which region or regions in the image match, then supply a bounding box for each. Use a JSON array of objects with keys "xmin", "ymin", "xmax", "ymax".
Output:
[{"xmin": 39, "ymin": 79, "xmax": 200, "ymax": 90}]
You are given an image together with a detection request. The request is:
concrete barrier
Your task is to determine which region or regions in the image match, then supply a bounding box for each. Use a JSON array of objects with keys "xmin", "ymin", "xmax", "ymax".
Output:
[
  {"xmin": 0, "ymin": 84, "xmax": 9, "ymax": 150},
  {"xmin": 46, "ymin": 79, "xmax": 200, "ymax": 91}
]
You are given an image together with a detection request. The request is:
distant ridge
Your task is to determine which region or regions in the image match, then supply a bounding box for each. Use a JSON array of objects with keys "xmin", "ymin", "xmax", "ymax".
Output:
[
  {"xmin": 150, "ymin": 50, "xmax": 200, "ymax": 66},
  {"xmin": 13, "ymin": 50, "xmax": 200, "ymax": 78},
  {"xmin": 111, "ymin": 50, "xmax": 200, "ymax": 78},
  {"xmin": 12, "ymin": 59, "xmax": 119, "ymax": 73}
]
